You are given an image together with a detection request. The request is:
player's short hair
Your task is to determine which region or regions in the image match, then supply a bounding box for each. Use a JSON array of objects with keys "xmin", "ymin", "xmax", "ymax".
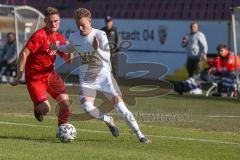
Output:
[
  {"xmin": 44, "ymin": 7, "xmax": 60, "ymax": 16},
  {"xmin": 74, "ymin": 8, "xmax": 91, "ymax": 20}
]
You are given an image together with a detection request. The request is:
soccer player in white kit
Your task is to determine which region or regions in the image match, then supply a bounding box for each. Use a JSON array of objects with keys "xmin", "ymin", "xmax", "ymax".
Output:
[{"xmin": 52, "ymin": 8, "xmax": 151, "ymax": 144}]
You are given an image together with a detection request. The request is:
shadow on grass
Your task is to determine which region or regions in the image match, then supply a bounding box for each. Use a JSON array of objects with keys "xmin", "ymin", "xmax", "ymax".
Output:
[
  {"xmin": 0, "ymin": 135, "xmax": 59, "ymax": 143},
  {"xmin": 0, "ymin": 135, "xmax": 109, "ymax": 144}
]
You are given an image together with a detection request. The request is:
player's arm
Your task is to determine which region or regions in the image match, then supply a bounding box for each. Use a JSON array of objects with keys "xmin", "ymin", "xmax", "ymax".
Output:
[
  {"xmin": 50, "ymin": 43, "xmax": 74, "ymax": 53},
  {"xmin": 62, "ymin": 52, "xmax": 73, "ymax": 64},
  {"xmin": 181, "ymin": 35, "xmax": 188, "ymax": 48},
  {"xmin": 7, "ymin": 44, "xmax": 17, "ymax": 64},
  {"xmin": 114, "ymin": 28, "xmax": 119, "ymax": 45},
  {"xmin": 1, "ymin": 44, "xmax": 7, "ymax": 61},
  {"xmin": 199, "ymin": 33, "xmax": 208, "ymax": 60},
  {"xmin": 11, "ymin": 47, "xmax": 31, "ymax": 86},
  {"xmin": 49, "ymin": 43, "xmax": 74, "ymax": 64},
  {"xmin": 11, "ymin": 32, "xmax": 40, "ymax": 86},
  {"xmin": 93, "ymin": 32, "xmax": 111, "ymax": 62}
]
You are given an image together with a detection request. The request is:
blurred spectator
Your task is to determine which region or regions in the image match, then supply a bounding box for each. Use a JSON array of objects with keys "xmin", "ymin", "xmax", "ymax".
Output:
[
  {"xmin": 0, "ymin": 32, "xmax": 17, "ymax": 80},
  {"xmin": 208, "ymin": 44, "xmax": 240, "ymax": 74},
  {"xmin": 208, "ymin": 44, "xmax": 240, "ymax": 97},
  {"xmin": 182, "ymin": 22, "xmax": 208, "ymax": 78},
  {"xmin": 101, "ymin": 16, "xmax": 119, "ymax": 78}
]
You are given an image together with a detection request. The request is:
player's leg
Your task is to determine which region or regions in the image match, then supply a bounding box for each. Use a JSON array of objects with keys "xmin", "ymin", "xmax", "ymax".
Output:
[
  {"xmin": 186, "ymin": 58, "xmax": 194, "ymax": 78},
  {"xmin": 34, "ymin": 100, "xmax": 51, "ymax": 121},
  {"xmin": 47, "ymin": 71, "xmax": 72, "ymax": 126},
  {"xmin": 104, "ymin": 73, "xmax": 151, "ymax": 143},
  {"xmin": 26, "ymin": 79, "xmax": 50, "ymax": 122},
  {"xmin": 54, "ymin": 94, "xmax": 72, "ymax": 126},
  {"xmin": 80, "ymin": 89, "xmax": 119, "ymax": 137},
  {"xmin": 112, "ymin": 96, "xmax": 151, "ymax": 143}
]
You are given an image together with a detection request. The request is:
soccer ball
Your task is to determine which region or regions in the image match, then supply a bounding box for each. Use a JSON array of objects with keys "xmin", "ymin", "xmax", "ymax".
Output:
[{"xmin": 57, "ymin": 123, "xmax": 77, "ymax": 143}]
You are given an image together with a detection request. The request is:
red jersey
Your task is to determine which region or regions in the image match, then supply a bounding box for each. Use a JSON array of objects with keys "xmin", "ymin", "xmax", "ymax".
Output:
[
  {"xmin": 208, "ymin": 54, "xmax": 240, "ymax": 72},
  {"xmin": 25, "ymin": 27, "xmax": 65, "ymax": 80}
]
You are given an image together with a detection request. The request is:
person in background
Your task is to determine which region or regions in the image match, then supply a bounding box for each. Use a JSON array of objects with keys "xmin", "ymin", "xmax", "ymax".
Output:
[
  {"xmin": 208, "ymin": 44, "xmax": 240, "ymax": 74},
  {"xmin": 182, "ymin": 22, "xmax": 208, "ymax": 78},
  {"xmin": 0, "ymin": 32, "xmax": 17, "ymax": 80},
  {"xmin": 101, "ymin": 16, "xmax": 119, "ymax": 78},
  {"xmin": 208, "ymin": 44, "xmax": 240, "ymax": 97}
]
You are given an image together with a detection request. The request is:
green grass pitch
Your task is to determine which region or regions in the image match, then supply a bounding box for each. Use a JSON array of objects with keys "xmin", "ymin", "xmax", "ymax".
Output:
[{"xmin": 0, "ymin": 84, "xmax": 240, "ymax": 160}]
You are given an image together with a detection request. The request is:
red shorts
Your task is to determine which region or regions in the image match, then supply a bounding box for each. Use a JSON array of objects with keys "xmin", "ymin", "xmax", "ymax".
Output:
[{"xmin": 26, "ymin": 71, "xmax": 66, "ymax": 104}]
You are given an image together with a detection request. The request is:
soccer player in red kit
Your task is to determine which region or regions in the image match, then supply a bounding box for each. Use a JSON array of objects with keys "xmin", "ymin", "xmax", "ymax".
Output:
[{"xmin": 11, "ymin": 7, "xmax": 72, "ymax": 128}]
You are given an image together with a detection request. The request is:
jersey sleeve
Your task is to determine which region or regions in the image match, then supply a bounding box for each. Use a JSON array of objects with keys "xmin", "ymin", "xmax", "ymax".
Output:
[
  {"xmin": 25, "ymin": 33, "xmax": 41, "ymax": 54},
  {"xmin": 96, "ymin": 31, "xmax": 111, "ymax": 62},
  {"xmin": 57, "ymin": 35, "xmax": 67, "ymax": 57},
  {"xmin": 198, "ymin": 33, "xmax": 208, "ymax": 55},
  {"xmin": 56, "ymin": 34, "xmax": 75, "ymax": 54}
]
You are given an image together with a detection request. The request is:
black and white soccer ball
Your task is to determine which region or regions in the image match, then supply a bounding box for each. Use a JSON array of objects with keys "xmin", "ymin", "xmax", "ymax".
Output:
[{"xmin": 57, "ymin": 123, "xmax": 77, "ymax": 143}]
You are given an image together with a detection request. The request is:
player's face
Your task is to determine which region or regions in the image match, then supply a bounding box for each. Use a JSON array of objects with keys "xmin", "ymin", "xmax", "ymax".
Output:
[
  {"xmin": 45, "ymin": 14, "xmax": 61, "ymax": 33},
  {"xmin": 219, "ymin": 48, "xmax": 228, "ymax": 57},
  {"xmin": 191, "ymin": 24, "xmax": 199, "ymax": 33},
  {"xmin": 7, "ymin": 34, "xmax": 15, "ymax": 43},
  {"xmin": 106, "ymin": 21, "xmax": 113, "ymax": 29},
  {"xmin": 76, "ymin": 17, "xmax": 92, "ymax": 36}
]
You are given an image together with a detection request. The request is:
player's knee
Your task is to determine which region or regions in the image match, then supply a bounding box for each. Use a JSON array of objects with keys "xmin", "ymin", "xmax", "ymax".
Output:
[
  {"xmin": 112, "ymin": 96, "xmax": 123, "ymax": 104},
  {"xmin": 80, "ymin": 97, "xmax": 94, "ymax": 104},
  {"xmin": 34, "ymin": 101, "xmax": 50, "ymax": 115},
  {"xmin": 56, "ymin": 94, "xmax": 71, "ymax": 107},
  {"xmin": 56, "ymin": 94, "xmax": 69, "ymax": 103},
  {"xmin": 81, "ymin": 101, "xmax": 94, "ymax": 112}
]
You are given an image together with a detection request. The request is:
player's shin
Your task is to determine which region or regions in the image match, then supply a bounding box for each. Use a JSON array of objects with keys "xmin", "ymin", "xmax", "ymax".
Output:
[
  {"xmin": 115, "ymin": 101, "xmax": 145, "ymax": 139},
  {"xmin": 81, "ymin": 101, "xmax": 111, "ymax": 123},
  {"xmin": 57, "ymin": 100, "xmax": 72, "ymax": 126}
]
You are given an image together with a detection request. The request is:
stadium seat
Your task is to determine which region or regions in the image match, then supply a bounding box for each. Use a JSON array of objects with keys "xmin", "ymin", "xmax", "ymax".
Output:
[{"xmin": 0, "ymin": 0, "xmax": 237, "ymax": 21}]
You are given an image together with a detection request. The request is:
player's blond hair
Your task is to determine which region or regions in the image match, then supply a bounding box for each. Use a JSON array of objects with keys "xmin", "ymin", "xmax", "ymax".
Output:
[
  {"xmin": 74, "ymin": 8, "xmax": 91, "ymax": 20},
  {"xmin": 44, "ymin": 7, "xmax": 59, "ymax": 16}
]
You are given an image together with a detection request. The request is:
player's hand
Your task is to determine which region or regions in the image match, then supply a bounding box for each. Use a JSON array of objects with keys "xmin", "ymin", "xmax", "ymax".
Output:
[
  {"xmin": 10, "ymin": 72, "xmax": 23, "ymax": 86},
  {"xmin": 93, "ymin": 36, "xmax": 99, "ymax": 50},
  {"xmin": 201, "ymin": 54, "xmax": 207, "ymax": 61},
  {"xmin": 49, "ymin": 43, "xmax": 57, "ymax": 50},
  {"xmin": 10, "ymin": 79, "xmax": 19, "ymax": 86},
  {"xmin": 181, "ymin": 36, "xmax": 188, "ymax": 47},
  {"xmin": 208, "ymin": 68, "xmax": 214, "ymax": 75}
]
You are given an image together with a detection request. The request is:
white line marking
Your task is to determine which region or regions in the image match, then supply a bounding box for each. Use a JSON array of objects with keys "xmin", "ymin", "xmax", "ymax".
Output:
[
  {"xmin": 208, "ymin": 115, "xmax": 240, "ymax": 118},
  {"xmin": 0, "ymin": 121, "xmax": 239, "ymax": 145}
]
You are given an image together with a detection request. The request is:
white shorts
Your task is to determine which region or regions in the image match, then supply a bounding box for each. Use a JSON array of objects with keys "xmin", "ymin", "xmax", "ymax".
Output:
[{"xmin": 79, "ymin": 69, "xmax": 122, "ymax": 100}]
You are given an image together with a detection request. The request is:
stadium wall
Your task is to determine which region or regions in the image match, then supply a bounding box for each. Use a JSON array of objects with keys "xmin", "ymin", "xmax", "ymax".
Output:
[{"xmin": 57, "ymin": 18, "xmax": 229, "ymax": 79}]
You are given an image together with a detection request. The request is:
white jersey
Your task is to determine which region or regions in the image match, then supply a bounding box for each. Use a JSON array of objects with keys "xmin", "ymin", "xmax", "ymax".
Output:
[
  {"xmin": 57, "ymin": 28, "xmax": 121, "ymax": 99},
  {"xmin": 57, "ymin": 28, "xmax": 112, "ymax": 78}
]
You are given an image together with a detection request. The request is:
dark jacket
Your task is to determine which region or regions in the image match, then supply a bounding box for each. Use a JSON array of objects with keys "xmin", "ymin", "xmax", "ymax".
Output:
[{"xmin": 101, "ymin": 26, "xmax": 119, "ymax": 53}]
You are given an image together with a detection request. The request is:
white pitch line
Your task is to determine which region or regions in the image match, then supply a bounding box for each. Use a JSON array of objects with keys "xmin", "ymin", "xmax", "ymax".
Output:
[
  {"xmin": 0, "ymin": 121, "xmax": 239, "ymax": 146},
  {"xmin": 207, "ymin": 115, "xmax": 240, "ymax": 118}
]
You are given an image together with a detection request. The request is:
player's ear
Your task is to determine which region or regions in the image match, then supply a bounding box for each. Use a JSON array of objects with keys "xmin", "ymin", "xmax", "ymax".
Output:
[{"xmin": 89, "ymin": 18, "xmax": 92, "ymax": 24}]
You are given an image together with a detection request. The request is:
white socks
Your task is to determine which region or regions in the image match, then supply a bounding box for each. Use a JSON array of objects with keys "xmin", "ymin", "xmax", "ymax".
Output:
[
  {"xmin": 81, "ymin": 101, "xmax": 111, "ymax": 123},
  {"xmin": 115, "ymin": 101, "xmax": 144, "ymax": 139},
  {"xmin": 81, "ymin": 101, "xmax": 145, "ymax": 140}
]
